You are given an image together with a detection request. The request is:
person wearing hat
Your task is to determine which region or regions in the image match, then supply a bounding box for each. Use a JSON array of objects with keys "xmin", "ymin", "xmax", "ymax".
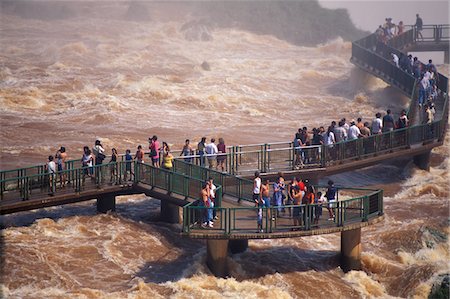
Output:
[{"xmin": 348, "ymin": 120, "xmax": 362, "ymax": 140}]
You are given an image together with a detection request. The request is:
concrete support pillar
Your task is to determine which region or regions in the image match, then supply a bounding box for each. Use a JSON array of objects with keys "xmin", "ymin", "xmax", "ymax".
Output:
[
  {"xmin": 160, "ymin": 200, "xmax": 181, "ymax": 223},
  {"xmin": 206, "ymin": 239, "xmax": 229, "ymax": 278},
  {"xmin": 413, "ymin": 150, "xmax": 431, "ymax": 171},
  {"xmin": 97, "ymin": 194, "xmax": 116, "ymax": 213},
  {"xmin": 341, "ymin": 227, "xmax": 362, "ymax": 272},
  {"xmin": 229, "ymin": 239, "xmax": 248, "ymax": 254},
  {"xmin": 444, "ymin": 50, "xmax": 449, "ymax": 64}
]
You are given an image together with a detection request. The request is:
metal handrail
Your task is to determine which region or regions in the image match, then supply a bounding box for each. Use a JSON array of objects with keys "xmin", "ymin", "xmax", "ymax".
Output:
[{"xmin": 182, "ymin": 188, "xmax": 383, "ymax": 235}]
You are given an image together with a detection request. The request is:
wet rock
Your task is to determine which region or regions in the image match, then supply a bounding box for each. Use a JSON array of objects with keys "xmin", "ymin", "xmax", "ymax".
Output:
[
  {"xmin": 429, "ymin": 274, "xmax": 449, "ymax": 299},
  {"xmin": 180, "ymin": 20, "xmax": 213, "ymax": 41},
  {"xmin": 201, "ymin": 61, "xmax": 211, "ymax": 71}
]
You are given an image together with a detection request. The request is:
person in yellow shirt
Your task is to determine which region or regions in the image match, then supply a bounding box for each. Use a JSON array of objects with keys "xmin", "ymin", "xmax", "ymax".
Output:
[{"xmin": 162, "ymin": 142, "xmax": 173, "ymax": 170}]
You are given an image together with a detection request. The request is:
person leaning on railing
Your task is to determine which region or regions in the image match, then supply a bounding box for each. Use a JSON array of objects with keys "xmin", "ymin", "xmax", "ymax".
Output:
[{"xmin": 161, "ymin": 142, "xmax": 173, "ymax": 171}]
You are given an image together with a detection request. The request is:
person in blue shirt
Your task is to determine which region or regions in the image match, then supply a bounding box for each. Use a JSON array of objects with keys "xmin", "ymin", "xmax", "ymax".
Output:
[
  {"xmin": 124, "ymin": 149, "xmax": 133, "ymax": 181},
  {"xmin": 325, "ymin": 180, "xmax": 337, "ymax": 221}
]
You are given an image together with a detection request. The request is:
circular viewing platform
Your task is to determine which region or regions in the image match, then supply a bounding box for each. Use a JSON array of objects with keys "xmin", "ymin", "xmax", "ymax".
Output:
[{"xmin": 182, "ymin": 187, "xmax": 384, "ymax": 240}]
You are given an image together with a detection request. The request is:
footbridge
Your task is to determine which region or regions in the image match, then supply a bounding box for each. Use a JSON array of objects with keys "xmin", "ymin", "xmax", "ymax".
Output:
[{"xmin": 1, "ymin": 24, "xmax": 448, "ymax": 277}]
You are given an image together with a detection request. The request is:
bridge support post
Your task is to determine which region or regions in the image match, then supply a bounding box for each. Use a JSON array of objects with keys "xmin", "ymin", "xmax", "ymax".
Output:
[
  {"xmin": 229, "ymin": 239, "xmax": 248, "ymax": 254},
  {"xmin": 413, "ymin": 150, "xmax": 431, "ymax": 171},
  {"xmin": 444, "ymin": 50, "xmax": 449, "ymax": 64},
  {"xmin": 206, "ymin": 239, "xmax": 229, "ymax": 277},
  {"xmin": 160, "ymin": 200, "xmax": 181, "ymax": 223},
  {"xmin": 97, "ymin": 194, "xmax": 116, "ymax": 213},
  {"xmin": 340, "ymin": 227, "xmax": 361, "ymax": 272}
]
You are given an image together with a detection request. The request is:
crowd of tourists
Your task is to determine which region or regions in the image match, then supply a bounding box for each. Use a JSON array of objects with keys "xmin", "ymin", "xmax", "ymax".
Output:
[
  {"xmin": 43, "ymin": 136, "xmax": 228, "ymax": 195},
  {"xmin": 252, "ymin": 171, "xmax": 337, "ymax": 232},
  {"xmin": 292, "ymin": 107, "xmax": 418, "ymax": 168},
  {"xmin": 375, "ymin": 14, "xmax": 423, "ymax": 44}
]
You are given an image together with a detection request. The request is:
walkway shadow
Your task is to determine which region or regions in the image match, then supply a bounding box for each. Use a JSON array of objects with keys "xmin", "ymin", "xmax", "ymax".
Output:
[{"xmin": 134, "ymin": 243, "xmax": 340, "ymax": 283}]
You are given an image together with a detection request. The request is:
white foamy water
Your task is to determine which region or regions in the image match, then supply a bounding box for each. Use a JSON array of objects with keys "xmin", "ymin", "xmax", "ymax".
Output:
[{"xmin": 1, "ymin": 3, "xmax": 449, "ymax": 299}]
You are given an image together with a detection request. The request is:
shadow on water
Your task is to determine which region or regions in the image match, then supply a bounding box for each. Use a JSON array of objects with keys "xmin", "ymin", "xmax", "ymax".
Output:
[{"xmin": 135, "ymin": 244, "xmax": 340, "ymax": 283}]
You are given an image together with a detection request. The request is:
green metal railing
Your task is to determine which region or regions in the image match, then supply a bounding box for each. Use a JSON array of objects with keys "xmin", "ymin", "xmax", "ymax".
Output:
[
  {"xmin": 0, "ymin": 161, "xmax": 222, "ymax": 209},
  {"xmin": 1, "ymin": 105, "xmax": 447, "ymax": 199},
  {"xmin": 182, "ymin": 187, "xmax": 383, "ymax": 235}
]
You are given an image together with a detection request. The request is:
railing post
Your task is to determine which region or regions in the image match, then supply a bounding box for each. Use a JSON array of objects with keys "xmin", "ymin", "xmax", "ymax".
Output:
[
  {"xmin": 378, "ymin": 190, "xmax": 384, "ymax": 215},
  {"xmin": 363, "ymin": 196, "xmax": 369, "ymax": 222}
]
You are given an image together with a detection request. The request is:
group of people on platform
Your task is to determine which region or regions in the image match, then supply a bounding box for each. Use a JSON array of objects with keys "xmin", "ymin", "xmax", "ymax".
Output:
[
  {"xmin": 44, "ymin": 135, "xmax": 228, "ymax": 195},
  {"xmin": 292, "ymin": 108, "xmax": 413, "ymax": 168},
  {"xmin": 179, "ymin": 137, "xmax": 227, "ymax": 172},
  {"xmin": 252, "ymin": 171, "xmax": 337, "ymax": 232},
  {"xmin": 375, "ymin": 14, "xmax": 423, "ymax": 44}
]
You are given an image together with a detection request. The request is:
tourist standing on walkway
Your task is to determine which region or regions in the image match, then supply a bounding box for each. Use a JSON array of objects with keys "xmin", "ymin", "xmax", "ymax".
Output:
[
  {"xmin": 415, "ymin": 14, "xmax": 423, "ymax": 40},
  {"xmin": 348, "ymin": 120, "xmax": 362, "ymax": 140},
  {"xmin": 397, "ymin": 110, "xmax": 409, "ymax": 129},
  {"xmin": 47, "ymin": 155, "xmax": 56, "ymax": 196},
  {"xmin": 93, "ymin": 140, "xmax": 105, "ymax": 165},
  {"xmin": 261, "ymin": 179, "xmax": 272, "ymax": 221},
  {"xmin": 251, "ymin": 171, "xmax": 261, "ymax": 205},
  {"xmin": 334, "ymin": 120, "xmax": 347, "ymax": 142},
  {"xmin": 291, "ymin": 185, "xmax": 302, "ymax": 230},
  {"xmin": 124, "ymin": 149, "xmax": 133, "ymax": 181},
  {"xmin": 314, "ymin": 191, "xmax": 324, "ymax": 225},
  {"xmin": 382, "ymin": 110, "xmax": 395, "ymax": 132},
  {"xmin": 208, "ymin": 177, "xmax": 218, "ymax": 220},
  {"xmin": 135, "ymin": 145, "xmax": 144, "ymax": 163},
  {"xmin": 371, "ymin": 113, "xmax": 383, "ymax": 134},
  {"xmin": 217, "ymin": 138, "xmax": 227, "ymax": 172},
  {"xmin": 109, "ymin": 148, "xmax": 118, "ymax": 184},
  {"xmin": 273, "ymin": 177, "xmax": 284, "ymax": 217},
  {"xmin": 180, "ymin": 139, "xmax": 194, "ymax": 163},
  {"xmin": 356, "ymin": 118, "xmax": 364, "ymax": 130},
  {"xmin": 200, "ymin": 182, "xmax": 212, "ymax": 228},
  {"xmin": 303, "ymin": 185, "xmax": 315, "ymax": 226},
  {"xmin": 55, "ymin": 146, "xmax": 67, "ymax": 188},
  {"xmin": 419, "ymin": 76, "xmax": 429, "ymax": 107},
  {"xmin": 397, "ymin": 21, "xmax": 404, "ymax": 35},
  {"xmin": 149, "ymin": 135, "xmax": 160, "ymax": 167},
  {"xmin": 325, "ymin": 180, "xmax": 337, "ymax": 220},
  {"xmin": 293, "ymin": 132, "xmax": 304, "ymax": 169},
  {"xmin": 205, "ymin": 138, "xmax": 218, "ymax": 169},
  {"xmin": 286, "ymin": 177, "xmax": 298, "ymax": 217},
  {"xmin": 162, "ymin": 142, "xmax": 173, "ymax": 171},
  {"xmin": 360, "ymin": 122, "xmax": 371, "ymax": 137},
  {"xmin": 93, "ymin": 140, "xmax": 105, "ymax": 184},
  {"xmin": 81, "ymin": 146, "xmax": 94, "ymax": 180},
  {"xmin": 197, "ymin": 137, "xmax": 206, "ymax": 167},
  {"xmin": 324, "ymin": 126, "xmax": 335, "ymax": 146}
]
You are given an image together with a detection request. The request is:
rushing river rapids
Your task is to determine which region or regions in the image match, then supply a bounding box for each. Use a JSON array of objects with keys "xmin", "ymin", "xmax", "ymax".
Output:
[{"xmin": 1, "ymin": 5, "xmax": 449, "ymax": 299}]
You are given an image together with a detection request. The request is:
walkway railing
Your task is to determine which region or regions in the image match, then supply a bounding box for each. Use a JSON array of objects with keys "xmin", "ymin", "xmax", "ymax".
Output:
[
  {"xmin": 0, "ymin": 161, "xmax": 222, "ymax": 208},
  {"xmin": 1, "ymin": 105, "xmax": 447, "ymax": 199},
  {"xmin": 182, "ymin": 187, "xmax": 383, "ymax": 235}
]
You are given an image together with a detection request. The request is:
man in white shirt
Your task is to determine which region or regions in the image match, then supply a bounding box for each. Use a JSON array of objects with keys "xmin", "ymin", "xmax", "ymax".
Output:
[
  {"xmin": 47, "ymin": 155, "xmax": 57, "ymax": 195},
  {"xmin": 348, "ymin": 120, "xmax": 362, "ymax": 140},
  {"xmin": 391, "ymin": 53, "xmax": 399, "ymax": 68},
  {"xmin": 205, "ymin": 138, "xmax": 218, "ymax": 169},
  {"xmin": 371, "ymin": 113, "xmax": 383, "ymax": 134},
  {"xmin": 208, "ymin": 177, "xmax": 218, "ymax": 220}
]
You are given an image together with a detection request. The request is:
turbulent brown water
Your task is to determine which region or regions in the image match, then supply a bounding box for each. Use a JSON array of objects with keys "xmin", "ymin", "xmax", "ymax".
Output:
[{"xmin": 1, "ymin": 3, "xmax": 449, "ymax": 298}]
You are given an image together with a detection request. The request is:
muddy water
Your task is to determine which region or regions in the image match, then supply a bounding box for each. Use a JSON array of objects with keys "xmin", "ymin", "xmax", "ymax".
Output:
[{"xmin": 1, "ymin": 5, "xmax": 449, "ymax": 299}]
